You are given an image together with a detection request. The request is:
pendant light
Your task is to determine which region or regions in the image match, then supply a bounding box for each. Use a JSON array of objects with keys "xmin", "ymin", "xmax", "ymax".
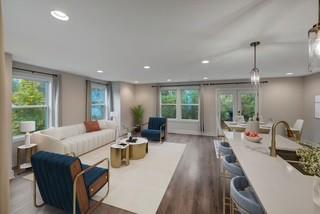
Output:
[
  {"xmin": 250, "ymin": 41, "xmax": 260, "ymax": 85},
  {"xmin": 308, "ymin": 0, "xmax": 320, "ymax": 72}
]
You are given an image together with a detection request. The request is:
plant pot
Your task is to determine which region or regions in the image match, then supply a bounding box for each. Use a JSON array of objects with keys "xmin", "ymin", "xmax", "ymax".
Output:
[{"xmin": 134, "ymin": 125, "xmax": 141, "ymax": 133}]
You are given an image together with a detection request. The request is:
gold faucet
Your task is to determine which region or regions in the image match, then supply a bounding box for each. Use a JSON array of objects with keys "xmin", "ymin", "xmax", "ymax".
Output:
[{"xmin": 270, "ymin": 121, "xmax": 296, "ymax": 157}]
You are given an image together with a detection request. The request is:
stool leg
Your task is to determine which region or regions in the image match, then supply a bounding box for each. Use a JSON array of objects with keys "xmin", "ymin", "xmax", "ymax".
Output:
[{"xmin": 223, "ymin": 168, "xmax": 226, "ymax": 214}]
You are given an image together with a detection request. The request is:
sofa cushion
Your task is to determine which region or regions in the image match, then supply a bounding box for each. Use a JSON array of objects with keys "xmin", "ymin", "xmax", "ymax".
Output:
[
  {"xmin": 41, "ymin": 124, "xmax": 86, "ymax": 140},
  {"xmin": 84, "ymin": 121, "xmax": 101, "ymax": 133},
  {"xmin": 61, "ymin": 129, "xmax": 115, "ymax": 155},
  {"xmin": 82, "ymin": 164, "xmax": 108, "ymax": 197},
  {"xmin": 98, "ymin": 120, "xmax": 117, "ymax": 130}
]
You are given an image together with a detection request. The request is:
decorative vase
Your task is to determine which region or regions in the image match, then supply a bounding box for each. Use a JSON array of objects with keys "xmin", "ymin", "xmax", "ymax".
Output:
[
  {"xmin": 248, "ymin": 121, "xmax": 259, "ymax": 133},
  {"xmin": 314, "ymin": 176, "xmax": 320, "ymax": 208},
  {"xmin": 127, "ymin": 132, "xmax": 131, "ymax": 139}
]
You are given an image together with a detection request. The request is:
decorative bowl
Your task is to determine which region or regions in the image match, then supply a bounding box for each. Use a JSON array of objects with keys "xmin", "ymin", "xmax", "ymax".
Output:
[{"xmin": 245, "ymin": 135, "xmax": 263, "ymax": 143}]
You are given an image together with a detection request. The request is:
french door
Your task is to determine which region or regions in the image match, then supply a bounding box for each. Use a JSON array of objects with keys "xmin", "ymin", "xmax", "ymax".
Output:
[{"xmin": 217, "ymin": 89, "xmax": 258, "ymax": 128}]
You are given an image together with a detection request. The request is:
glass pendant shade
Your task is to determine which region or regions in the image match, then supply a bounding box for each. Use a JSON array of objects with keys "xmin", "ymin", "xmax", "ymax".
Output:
[
  {"xmin": 250, "ymin": 41, "xmax": 260, "ymax": 85},
  {"xmin": 250, "ymin": 67, "xmax": 260, "ymax": 85},
  {"xmin": 308, "ymin": 24, "xmax": 320, "ymax": 72}
]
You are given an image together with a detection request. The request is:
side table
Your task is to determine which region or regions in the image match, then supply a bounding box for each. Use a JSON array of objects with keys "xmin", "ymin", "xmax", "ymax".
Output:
[
  {"xmin": 110, "ymin": 143, "xmax": 129, "ymax": 168},
  {"xmin": 17, "ymin": 144, "xmax": 37, "ymax": 173}
]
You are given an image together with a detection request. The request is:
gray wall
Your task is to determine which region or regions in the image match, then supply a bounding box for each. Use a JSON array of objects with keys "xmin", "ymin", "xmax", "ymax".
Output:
[
  {"xmin": 134, "ymin": 77, "xmax": 308, "ymax": 138},
  {"xmin": 60, "ymin": 72, "xmax": 86, "ymax": 125},
  {"xmin": 303, "ymin": 73, "xmax": 320, "ymax": 144}
]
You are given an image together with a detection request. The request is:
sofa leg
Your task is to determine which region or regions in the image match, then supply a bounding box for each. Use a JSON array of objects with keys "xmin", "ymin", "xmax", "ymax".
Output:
[{"xmin": 33, "ymin": 176, "xmax": 45, "ymax": 208}]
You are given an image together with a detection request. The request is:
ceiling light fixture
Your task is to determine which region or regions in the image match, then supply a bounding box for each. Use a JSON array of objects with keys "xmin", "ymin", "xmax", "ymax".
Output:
[
  {"xmin": 144, "ymin": 66, "xmax": 151, "ymax": 69},
  {"xmin": 202, "ymin": 60, "xmax": 210, "ymax": 64},
  {"xmin": 167, "ymin": 79, "xmax": 172, "ymax": 82},
  {"xmin": 250, "ymin": 41, "xmax": 261, "ymax": 86},
  {"xmin": 97, "ymin": 70, "xmax": 104, "ymax": 73},
  {"xmin": 134, "ymin": 81, "xmax": 139, "ymax": 84},
  {"xmin": 203, "ymin": 77, "xmax": 208, "ymax": 80},
  {"xmin": 50, "ymin": 10, "xmax": 69, "ymax": 21},
  {"xmin": 286, "ymin": 72, "xmax": 294, "ymax": 76},
  {"xmin": 308, "ymin": 0, "xmax": 320, "ymax": 72}
]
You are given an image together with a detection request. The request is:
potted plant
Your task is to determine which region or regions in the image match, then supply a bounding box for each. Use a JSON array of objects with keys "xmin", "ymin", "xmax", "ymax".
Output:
[{"xmin": 131, "ymin": 105, "xmax": 144, "ymax": 132}]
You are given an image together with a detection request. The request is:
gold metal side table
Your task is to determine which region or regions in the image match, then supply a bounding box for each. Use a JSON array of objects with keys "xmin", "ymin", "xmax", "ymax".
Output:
[
  {"xmin": 17, "ymin": 144, "xmax": 37, "ymax": 174},
  {"xmin": 110, "ymin": 143, "xmax": 129, "ymax": 168}
]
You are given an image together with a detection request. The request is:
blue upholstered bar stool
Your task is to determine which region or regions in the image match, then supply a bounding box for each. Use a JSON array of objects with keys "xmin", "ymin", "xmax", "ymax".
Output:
[
  {"xmin": 218, "ymin": 142, "xmax": 233, "ymax": 158},
  {"xmin": 221, "ymin": 154, "xmax": 244, "ymax": 214},
  {"xmin": 230, "ymin": 176, "xmax": 264, "ymax": 214}
]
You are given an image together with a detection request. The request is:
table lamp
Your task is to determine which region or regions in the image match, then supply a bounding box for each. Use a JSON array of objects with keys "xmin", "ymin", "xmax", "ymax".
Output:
[{"xmin": 20, "ymin": 121, "xmax": 36, "ymax": 146}]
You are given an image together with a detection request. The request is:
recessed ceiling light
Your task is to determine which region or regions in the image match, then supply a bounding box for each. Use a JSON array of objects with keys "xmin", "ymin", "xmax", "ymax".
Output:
[
  {"xmin": 134, "ymin": 81, "xmax": 139, "ymax": 84},
  {"xmin": 202, "ymin": 60, "xmax": 210, "ymax": 64},
  {"xmin": 167, "ymin": 79, "xmax": 172, "ymax": 82},
  {"xmin": 50, "ymin": 10, "xmax": 69, "ymax": 21},
  {"xmin": 97, "ymin": 70, "xmax": 104, "ymax": 73},
  {"xmin": 144, "ymin": 66, "xmax": 151, "ymax": 69},
  {"xmin": 203, "ymin": 77, "xmax": 208, "ymax": 80},
  {"xmin": 286, "ymin": 72, "xmax": 293, "ymax": 76}
]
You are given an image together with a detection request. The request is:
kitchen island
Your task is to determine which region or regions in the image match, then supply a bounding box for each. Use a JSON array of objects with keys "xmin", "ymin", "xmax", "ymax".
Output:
[{"xmin": 224, "ymin": 131, "xmax": 319, "ymax": 214}]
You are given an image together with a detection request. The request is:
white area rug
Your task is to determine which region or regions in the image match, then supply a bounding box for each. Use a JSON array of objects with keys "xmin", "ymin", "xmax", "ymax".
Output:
[{"xmin": 23, "ymin": 142, "xmax": 186, "ymax": 214}]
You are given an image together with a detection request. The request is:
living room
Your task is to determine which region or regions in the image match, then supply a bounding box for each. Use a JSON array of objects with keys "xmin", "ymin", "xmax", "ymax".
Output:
[{"xmin": 1, "ymin": 1, "xmax": 320, "ymax": 214}]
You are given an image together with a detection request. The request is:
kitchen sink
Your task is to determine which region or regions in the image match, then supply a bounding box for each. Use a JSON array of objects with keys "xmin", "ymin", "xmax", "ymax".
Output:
[{"xmin": 270, "ymin": 148, "xmax": 309, "ymax": 176}]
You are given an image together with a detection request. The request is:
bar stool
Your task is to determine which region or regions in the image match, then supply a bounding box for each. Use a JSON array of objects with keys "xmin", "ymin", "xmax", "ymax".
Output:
[
  {"xmin": 218, "ymin": 142, "xmax": 233, "ymax": 158},
  {"xmin": 230, "ymin": 176, "xmax": 264, "ymax": 214},
  {"xmin": 221, "ymin": 154, "xmax": 244, "ymax": 214}
]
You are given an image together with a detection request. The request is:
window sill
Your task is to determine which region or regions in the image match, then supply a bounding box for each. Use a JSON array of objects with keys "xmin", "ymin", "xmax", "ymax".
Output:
[
  {"xmin": 12, "ymin": 135, "xmax": 25, "ymax": 144},
  {"xmin": 168, "ymin": 119, "xmax": 200, "ymax": 123}
]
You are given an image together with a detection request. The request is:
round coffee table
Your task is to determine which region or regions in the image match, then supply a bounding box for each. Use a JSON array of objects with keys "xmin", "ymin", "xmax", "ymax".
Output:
[{"xmin": 120, "ymin": 137, "xmax": 148, "ymax": 160}]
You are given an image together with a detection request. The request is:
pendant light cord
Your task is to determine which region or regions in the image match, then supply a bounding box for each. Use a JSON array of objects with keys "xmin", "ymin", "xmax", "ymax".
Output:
[{"xmin": 254, "ymin": 44, "xmax": 256, "ymax": 69}]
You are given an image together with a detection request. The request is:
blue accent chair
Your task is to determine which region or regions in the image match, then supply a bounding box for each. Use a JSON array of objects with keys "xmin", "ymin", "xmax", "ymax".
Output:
[
  {"xmin": 31, "ymin": 151, "xmax": 110, "ymax": 214},
  {"xmin": 141, "ymin": 117, "xmax": 167, "ymax": 142},
  {"xmin": 230, "ymin": 176, "xmax": 264, "ymax": 214}
]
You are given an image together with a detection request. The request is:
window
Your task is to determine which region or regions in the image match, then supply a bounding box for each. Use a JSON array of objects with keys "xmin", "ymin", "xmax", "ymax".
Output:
[
  {"xmin": 91, "ymin": 83, "xmax": 107, "ymax": 120},
  {"xmin": 160, "ymin": 88, "xmax": 199, "ymax": 120},
  {"xmin": 160, "ymin": 89, "xmax": 177, "ymax": 119},
  {"xmin": 12, "ymin": 76, "xmax": 52, "ymax": 137},
  {"xmin": 181, "ymin": 89, "xmax": 199, "ymax": 120}
]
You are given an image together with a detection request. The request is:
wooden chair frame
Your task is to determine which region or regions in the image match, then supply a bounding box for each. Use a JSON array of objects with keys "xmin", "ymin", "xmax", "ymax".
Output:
[{"xmin": 33, "ymin": 158, "xmax": 110, "ymax": 214}]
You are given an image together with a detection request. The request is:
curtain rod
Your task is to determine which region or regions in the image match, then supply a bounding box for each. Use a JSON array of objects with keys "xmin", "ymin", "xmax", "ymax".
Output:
[
  {"xmin": 151, "ymin": 80, "xmax": 268, "ymax": 87},
  {"xmin": 87, "ymin": 79, "xmax": 109, "ymax": 86},
  {"xmin": 13, "ymin": 67, "xmax": 58, "ymax": 77}
]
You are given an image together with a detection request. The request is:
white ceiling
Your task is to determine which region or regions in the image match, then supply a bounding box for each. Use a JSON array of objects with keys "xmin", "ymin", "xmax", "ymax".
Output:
[{"xmin": 3, "ymin": 0, "xmax": 317, "ymax": 83}]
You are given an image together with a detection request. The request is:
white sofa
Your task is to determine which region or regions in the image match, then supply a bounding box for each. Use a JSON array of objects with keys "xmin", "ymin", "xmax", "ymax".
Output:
[{"xmin": 31, "ymin": 120, "xmax": 117, "ymax": 156}]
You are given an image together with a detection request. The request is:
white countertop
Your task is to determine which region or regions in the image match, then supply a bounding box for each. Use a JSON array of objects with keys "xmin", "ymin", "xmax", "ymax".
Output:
[{"xmin": 224, "ymin": 131, "xmax": 319, "ymax": 214}]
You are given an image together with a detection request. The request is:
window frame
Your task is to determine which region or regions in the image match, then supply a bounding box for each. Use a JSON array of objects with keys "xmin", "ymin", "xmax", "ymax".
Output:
[
  {"xmin": 90, "ymin": 83, "xmax": 108, "ymax": 120},
  {"xmin": 12, "ymin": 72, "xmax": 53, "ymax": 142},
  {"xmin": 160, "ymin": 87, "xmax": 200, "ymax": 121},
  {"xmin": 160, "ymin": 88, "xmax": 178, "ymax": 120}
]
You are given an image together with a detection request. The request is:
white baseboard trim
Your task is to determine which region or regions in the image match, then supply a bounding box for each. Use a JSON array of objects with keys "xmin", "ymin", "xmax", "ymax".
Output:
[{"xmin": 168, "ymin": 129, "xmax": 216, "ymax": 137}]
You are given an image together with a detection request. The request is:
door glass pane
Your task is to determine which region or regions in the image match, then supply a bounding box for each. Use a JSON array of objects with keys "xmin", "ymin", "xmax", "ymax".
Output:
[
  {"xmin": 219, "ymin": 94, "xmax": 234, "ymax": 125},
  {"xmin": 240, "ymin": 93, "xmax": 256, "ymax": 121}
]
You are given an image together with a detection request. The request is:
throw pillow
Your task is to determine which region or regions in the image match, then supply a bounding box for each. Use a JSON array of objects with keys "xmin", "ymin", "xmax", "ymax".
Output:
[{"xmin": 83, "ymin": 121, "xmax": 101, "ymax": 132}]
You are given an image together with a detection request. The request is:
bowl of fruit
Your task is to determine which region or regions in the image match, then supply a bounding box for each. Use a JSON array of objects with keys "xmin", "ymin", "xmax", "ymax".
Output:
[{"xmin": 244, "ymin": 131, "xmax": 262, "ymax": 143}]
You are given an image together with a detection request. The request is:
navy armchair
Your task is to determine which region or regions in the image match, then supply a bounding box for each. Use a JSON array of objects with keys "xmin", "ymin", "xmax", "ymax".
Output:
[
  {"xmin": 31, "ymin": 151, "xmax": 110, "ymax": 214},
  {"xmin": 141, "ymin": 117, "xmax": 167, "ymax": 142}
]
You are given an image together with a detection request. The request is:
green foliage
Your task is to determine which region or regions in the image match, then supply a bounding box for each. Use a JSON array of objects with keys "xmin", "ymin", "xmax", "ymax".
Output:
[
  {"xmin": 219, "ymin": 95, "xmax": 233, "ymax": 121},
  {"xmin": 181, "ymin": 89, "xmax": 199, "ymax": 104},
  {"xmin": 297, "ymin": 146, "xmax": 320, "ymax": 177},
  {"xmin": 240, "ymin": 94, "xmax": 256, "ymax": 121},
  {"xmin": 12, "ymin": 79, "xmax": 48, "ymax": 136},
  {"xmin": 161, "ymin": 90, "xmax": 176, "ymax": 104},
  {"xmin": 161, "ymin": 105, "xmax": 176, "ymax": 119},
  {"xmin": 131, "ymin": 105, "xmax": 144, "ymax": 125}
]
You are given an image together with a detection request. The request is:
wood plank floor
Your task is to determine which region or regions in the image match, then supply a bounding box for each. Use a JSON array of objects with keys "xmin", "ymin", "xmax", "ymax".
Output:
[{"xmin": 10, "ymin": 134, "xmax": 222, "ymax": 214}]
